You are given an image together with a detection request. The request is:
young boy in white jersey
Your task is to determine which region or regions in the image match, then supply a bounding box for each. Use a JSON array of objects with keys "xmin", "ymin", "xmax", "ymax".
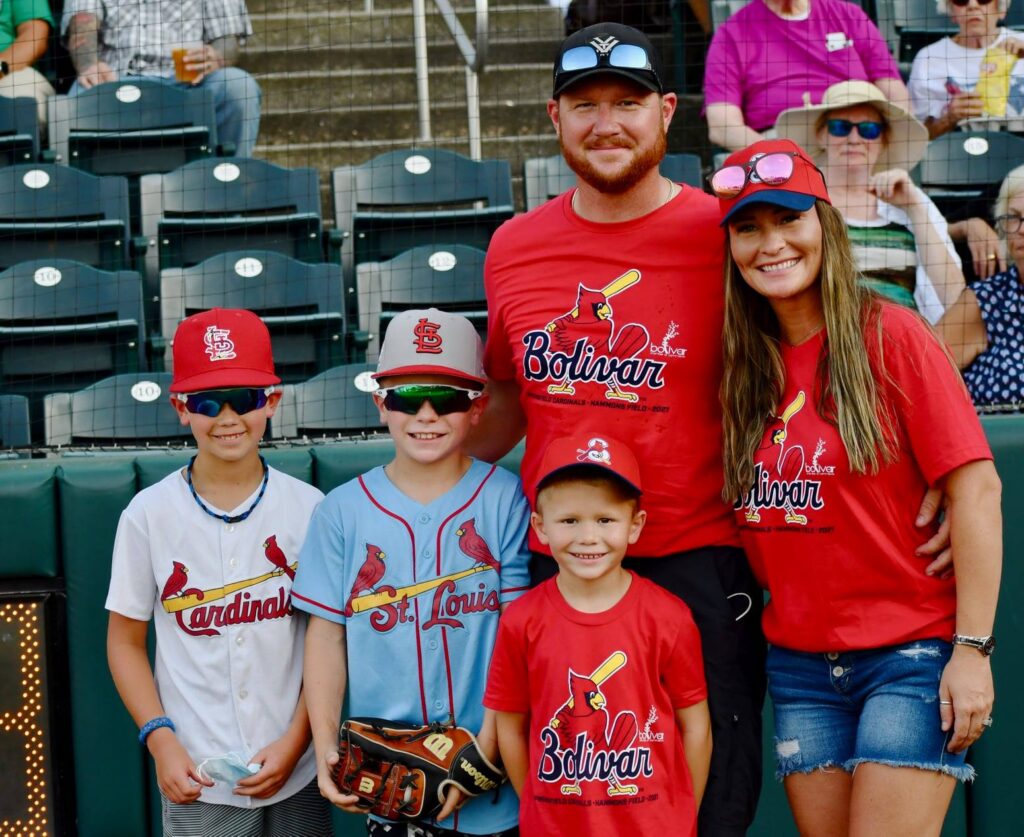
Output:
[
  {"xmin": 292, "ymin": 308, "xmax": 531, "ymax": 836},
  {"xmin": 484, "ymin": 435, "xmax": 712, "ymax": 836},
  {"xmin": 106, "ymin": 308, "xmax": 332, "ymax": 836}
]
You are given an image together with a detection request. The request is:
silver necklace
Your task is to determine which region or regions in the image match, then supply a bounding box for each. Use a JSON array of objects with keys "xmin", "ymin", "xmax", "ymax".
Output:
[{"xmin": 572, "ymin": 175, "xmax": 675, "ymax": 215}]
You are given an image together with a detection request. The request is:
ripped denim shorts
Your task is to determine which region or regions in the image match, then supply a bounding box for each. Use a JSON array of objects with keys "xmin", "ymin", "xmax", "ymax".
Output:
[{"xmin": 766, "ymin": 639, "xmax": 974, "ymax": 782}]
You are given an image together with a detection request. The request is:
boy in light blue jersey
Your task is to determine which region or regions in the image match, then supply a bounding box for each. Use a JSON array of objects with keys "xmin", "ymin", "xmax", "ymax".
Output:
[{"xmin": 293, "ymin": 308, "xmax": 531, "ymax": 836}]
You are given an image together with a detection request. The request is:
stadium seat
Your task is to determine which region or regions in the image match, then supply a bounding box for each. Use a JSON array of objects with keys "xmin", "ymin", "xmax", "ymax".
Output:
[
  {"xmin": 160, "ymin": 250, "xmax": 347, "ymax": 383},
  {"xmin": 43, "ymin": 372, "xmax": 191, "ymax": 447},
  {"xmin": 913, "ymin": 131, "xmax": 1024, "ymax": 221},
  {"xmin": 270, "ymin": 363, "xmax": 381, "ymax": 439},
  {"xmin": 139, "ymin": 157, "xmax": 323, "ymax": 282},
  {"xmin": 356, "ymin": 244, "xmax": 487, "ymax": 362},
  {"xmin": 0, "ymin": 97, "xmax": 39, "ymax": 167},
  {"xmin": 522, "ymin": 152, "xmax": 704, "ymax": 210},
  {"xmin": 0, "ymin": 164, "xmax": 134, "ymax": 272},
  {"xmin": 49, "ymin": 79, "xmax": 218, "ymax": 231},
  {"xmin": 0, "ymin": 258, "xmax": 146, "ymax": 439},
  {"xmin": 330, "ymin": 148, "xmax": 514, "ymax": 317},
  {"xmin": 0, "ymin": 394, "xmax": 30, "ymax": 447}
]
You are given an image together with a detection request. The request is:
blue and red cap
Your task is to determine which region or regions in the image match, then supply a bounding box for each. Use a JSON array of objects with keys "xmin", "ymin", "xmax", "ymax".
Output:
[{"xmin": 716, "ymin": 139, "xmax": 831, "ymax": 227}]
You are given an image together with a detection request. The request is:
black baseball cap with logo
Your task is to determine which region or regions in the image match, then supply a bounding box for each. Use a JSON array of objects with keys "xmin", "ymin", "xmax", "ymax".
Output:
[{"xmin": 552, "ymin": 22, "xmax": 664, "ymax": 97}]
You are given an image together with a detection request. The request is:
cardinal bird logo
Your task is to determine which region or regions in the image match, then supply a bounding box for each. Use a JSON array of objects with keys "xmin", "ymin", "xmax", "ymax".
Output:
[
  {"xmin": 546, "ymin": 283, "xmax": 650, "ymax": 402},
  {"xmin": 551, "ymin": 670, "xmax": 640, "ymax": 797},
  {"xmin": 455, "ymin": 518, "xmax": 499, "ymax": 570},
  {"xmin": 161, "ymin": 561, "xmax": 190, "ymax": 601},
  {"xmin": 262, "ymin": 534, "xmax": 295, "ymax": 579},
  {"xmin": 343, "ymin": 544, "xmax": 387, "ymax": 617}
]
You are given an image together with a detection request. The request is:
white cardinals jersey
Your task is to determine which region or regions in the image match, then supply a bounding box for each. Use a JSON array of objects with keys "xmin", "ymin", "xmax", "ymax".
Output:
[{"xmin": 107, "ymin": 465, "xmax": 324, "ymax": 808}]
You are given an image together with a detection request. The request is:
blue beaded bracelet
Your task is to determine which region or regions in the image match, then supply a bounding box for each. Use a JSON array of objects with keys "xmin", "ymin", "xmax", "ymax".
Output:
[{"xmin": 138, "ymin": 716, "xmax": 175, "ymax": 745}]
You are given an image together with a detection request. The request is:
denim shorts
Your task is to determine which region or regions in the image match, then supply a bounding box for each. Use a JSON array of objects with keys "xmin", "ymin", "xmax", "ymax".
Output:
[{"xmin": 766, "ymin": 639, "xmax": 974, "ymax": 782}]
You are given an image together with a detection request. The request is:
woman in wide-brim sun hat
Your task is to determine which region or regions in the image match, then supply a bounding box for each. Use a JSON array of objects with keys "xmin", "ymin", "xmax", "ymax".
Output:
[{"xmin": 775, "ymin": 80, "xmax": 966, "ymax": 324}]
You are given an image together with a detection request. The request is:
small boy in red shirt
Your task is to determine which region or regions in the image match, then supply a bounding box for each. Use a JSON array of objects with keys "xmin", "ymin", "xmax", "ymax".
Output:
[{"xmin": 484, "ymin": 434, "xmax": 712, "ymax": 835}]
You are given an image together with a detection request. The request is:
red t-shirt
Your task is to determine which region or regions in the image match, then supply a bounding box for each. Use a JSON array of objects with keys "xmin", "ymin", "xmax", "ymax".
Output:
[
  {"xmin": 737, "ymin": 304, "xmax": 992, "ymax": 652},
  {"xmin": 484, "ymin": 573, "xmax": 707, "ymax": 836},
  {"xmin": 484, "ymin": 187, "xmax": 738, "ymax": 556}
]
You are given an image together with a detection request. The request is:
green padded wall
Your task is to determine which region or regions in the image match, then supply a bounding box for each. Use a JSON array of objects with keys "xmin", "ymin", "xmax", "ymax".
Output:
[
  {"xmin": 962, "ymin": 415, "xmax": 1024, "ymax": 836},
  {"xmin": 0, "ymin": 462, "xmax": 59, "ymax": 578},
  {"xmin": 58, "ymin": 460, "xmax": 148, "ymax": 837}
]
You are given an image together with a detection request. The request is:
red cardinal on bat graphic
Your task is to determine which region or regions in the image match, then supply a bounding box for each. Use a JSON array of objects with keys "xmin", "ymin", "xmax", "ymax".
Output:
[
  {"xmin": 455, "ymin": 518, "xmax": 499, "ymax": 570},
  {"xmin": 262, "ymin": 534, "xmax": 294, "ymax": 579},
  {"xmin": 343, "ymin": 544, "xmax": 387, "ymax": 617}
]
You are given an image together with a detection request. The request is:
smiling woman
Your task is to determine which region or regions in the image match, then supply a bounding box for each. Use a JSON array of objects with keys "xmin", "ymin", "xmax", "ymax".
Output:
[{"xmin": 715, "ymin": 138, "xmax": 1003, "ymax": 837}]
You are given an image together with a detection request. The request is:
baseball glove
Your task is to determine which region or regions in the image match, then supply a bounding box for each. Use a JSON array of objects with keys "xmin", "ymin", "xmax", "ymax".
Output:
[{"xmin": 331, "ymin": 717, "xmax": 506, "ymax": 821}]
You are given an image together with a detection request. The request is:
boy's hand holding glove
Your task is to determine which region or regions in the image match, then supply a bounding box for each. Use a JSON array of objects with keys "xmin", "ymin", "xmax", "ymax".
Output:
[{"xmin": 331, "ymin": 718, "xmax": 506, "ymax": 820}]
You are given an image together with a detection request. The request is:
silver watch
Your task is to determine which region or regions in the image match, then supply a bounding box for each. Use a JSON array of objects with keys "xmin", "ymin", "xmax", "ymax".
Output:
[{"xmin": 952, "ymin": 633, "xmax": 996, "ymax": 656}]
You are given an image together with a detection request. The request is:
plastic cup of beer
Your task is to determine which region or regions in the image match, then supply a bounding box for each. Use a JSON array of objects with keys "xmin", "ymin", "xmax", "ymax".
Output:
[{"xmin": 172, "ymin": 44, "xmax": 203, "ymax": 83}]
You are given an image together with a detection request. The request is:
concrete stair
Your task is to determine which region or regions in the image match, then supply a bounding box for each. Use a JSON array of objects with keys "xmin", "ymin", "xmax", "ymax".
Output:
[{"xmin": 239, "ymin": 0, "xmax": 567, "ymax": 210}]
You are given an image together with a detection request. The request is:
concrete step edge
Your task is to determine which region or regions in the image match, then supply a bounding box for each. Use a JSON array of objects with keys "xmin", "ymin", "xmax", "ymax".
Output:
[
  {"xmin": 261, "ymin": 98, "xmax": 548, "ymax": 115},
  {"xmin": 254, "ymin": 132, "xmax": 556, "ymax": 153},
  {"xmin": 254, "ymin": 62, "xmax": 551, "ymax": 80},
  {"xmin": 250, "ymin": 5, "xmax": 558, "ymax": 20},
  {"xmin": 243, "ymin": 34, "xmax": 560, "ymax": 52}
]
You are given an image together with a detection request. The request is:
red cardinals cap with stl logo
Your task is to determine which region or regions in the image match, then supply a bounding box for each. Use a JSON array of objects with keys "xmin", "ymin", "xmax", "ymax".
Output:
[
  {"xmin": 536, "ymin": 435, "xmax": 643, "ymax": 495},
  {"xmin": 374, "ymin": 308, "xmax": 486, "ymax": 387},
  {"xmin": 717, "ymin": 139, "xmax": 831, "ymax": 226},
  {"xmin": 170, "ymin": 308, "xmax": 281, "ymax": 393}
]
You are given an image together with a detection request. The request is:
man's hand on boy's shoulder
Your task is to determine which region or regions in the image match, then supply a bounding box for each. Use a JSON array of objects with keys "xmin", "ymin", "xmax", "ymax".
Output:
[{"xmin": 317, "ymin": 748, "xmax": 365, "ymax": 812}]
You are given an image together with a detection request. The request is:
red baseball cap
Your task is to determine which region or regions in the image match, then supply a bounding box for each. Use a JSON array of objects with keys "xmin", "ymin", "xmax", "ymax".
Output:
[
  {"xmin": 716, "ymin": 139, "xmax": 831, "ymax": 226},
  {"xmin": 170, "ymin": 308, "xmax": 281, "ymax": 393},
  {"xmin": 536, "ymin": 434, "xmax": 643, "ymax": 495}
]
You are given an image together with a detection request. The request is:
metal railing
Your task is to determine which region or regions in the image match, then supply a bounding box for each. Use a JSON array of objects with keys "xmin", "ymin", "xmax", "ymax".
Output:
[{"xmin": 414, "ymin": 0, "xmax": 490, "ymax": 160}]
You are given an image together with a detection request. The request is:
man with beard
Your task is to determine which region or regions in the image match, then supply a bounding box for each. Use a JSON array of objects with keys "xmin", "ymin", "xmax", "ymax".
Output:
[{"xmin": 474, "ymin": 23, "xmax": 765, "ymax": 836}]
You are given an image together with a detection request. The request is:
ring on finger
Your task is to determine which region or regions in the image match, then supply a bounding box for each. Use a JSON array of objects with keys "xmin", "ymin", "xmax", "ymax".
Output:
[
  {"xmin": 987, "ymin": 253, "xmax": 998, "ymax": 260},
  {"xmin": 982, "ymin": 717, "xmax": 994, "ymax": 728},
  {"xmin": 939, "ymin": 699, "xmax": 952, "ymax": 705}
]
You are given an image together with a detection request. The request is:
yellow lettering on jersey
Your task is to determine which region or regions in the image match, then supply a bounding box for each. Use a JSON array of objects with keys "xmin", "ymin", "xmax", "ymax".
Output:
[{"xmin": 423, "ymin": 733, "xmax": 454, "ymax": 759}]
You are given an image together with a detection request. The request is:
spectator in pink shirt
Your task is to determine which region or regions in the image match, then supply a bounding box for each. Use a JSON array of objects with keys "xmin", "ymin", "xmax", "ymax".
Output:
[{"xmin": 705, "ymin": 0, "xmax": 910, "ymax": 151}]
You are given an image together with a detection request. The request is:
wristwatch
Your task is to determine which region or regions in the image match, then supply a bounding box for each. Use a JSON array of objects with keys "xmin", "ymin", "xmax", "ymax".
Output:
[{"xmin": 952, "ymin": 633, "xmax": 996, "ymax": 656}]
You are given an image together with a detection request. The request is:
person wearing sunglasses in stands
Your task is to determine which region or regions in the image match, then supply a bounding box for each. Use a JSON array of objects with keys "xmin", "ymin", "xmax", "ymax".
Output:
[
  {"xmin": 909, "ymin": 0, "xmax": 1024, "ymax": 141},
  {"xmin": 106, "ymin": 308, "xmax": 332, "ymax": 836},
  {"xmin": 776, "ymin": 80, "xmax": 967, "ymax": 325},
  {"xmin": 703, "ymin": 0, "xmax": 910, "ymax": 153},
  {"xmin": 715, "ymin": 139, "xmax": 1002, "ymax": 836},
  {"xmin": 293, "ymin": 308, "xmax": 530, "ymax": 837}
]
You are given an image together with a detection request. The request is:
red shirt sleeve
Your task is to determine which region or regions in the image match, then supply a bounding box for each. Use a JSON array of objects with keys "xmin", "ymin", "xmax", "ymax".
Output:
[
  {"xmin": 879, "ymin": 306, "xmax": 992, "ymax": 485},
  {"xmin": 483, "ymin": 241, "xmax": 516, "ymax": 383},
  {"xmin": 483, "ymin": 613, "xmax": 529, "ymax": 713},
  {"xmin": 662, "ymin": 604, "xmax": 708, "ymax": 709}
]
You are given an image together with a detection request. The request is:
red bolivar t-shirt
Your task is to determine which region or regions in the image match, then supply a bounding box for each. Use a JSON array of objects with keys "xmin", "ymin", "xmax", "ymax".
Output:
[
  {"xmin": 484, "ymin": 574, "xmax": 707, "ymax": 836},
  {"xmin": 737, "ymin": 304, "xmax": 993, "ymax": 652},
  {"xmin": 485, "ymin": 187, "xmax": 738, "ymax": 556}
]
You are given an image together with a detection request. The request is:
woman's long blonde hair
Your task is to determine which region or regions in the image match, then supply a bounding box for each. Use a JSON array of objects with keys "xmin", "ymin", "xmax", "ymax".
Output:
[{"xmin": 720, "ymin": 201, "xmax": 898, "ymax": 501}]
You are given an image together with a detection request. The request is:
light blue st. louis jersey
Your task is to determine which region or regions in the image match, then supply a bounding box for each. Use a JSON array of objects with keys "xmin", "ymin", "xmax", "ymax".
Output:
[{"xmin": 292, "ymin": 458, "xmax": 530, "ymax": 834}]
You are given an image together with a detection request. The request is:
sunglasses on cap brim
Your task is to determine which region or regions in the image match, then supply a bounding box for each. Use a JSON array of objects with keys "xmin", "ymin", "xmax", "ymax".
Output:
[
  {"xmin": 376, "ymin": 384, "xmax": 484, "ymax": 415},
  {"xmin": 176, "ymin": 387, "xmax": 276, "ymax": 418},
  {"xmin": 710, "ymin": 152, "xmax": 805, "ymax": 199}
]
